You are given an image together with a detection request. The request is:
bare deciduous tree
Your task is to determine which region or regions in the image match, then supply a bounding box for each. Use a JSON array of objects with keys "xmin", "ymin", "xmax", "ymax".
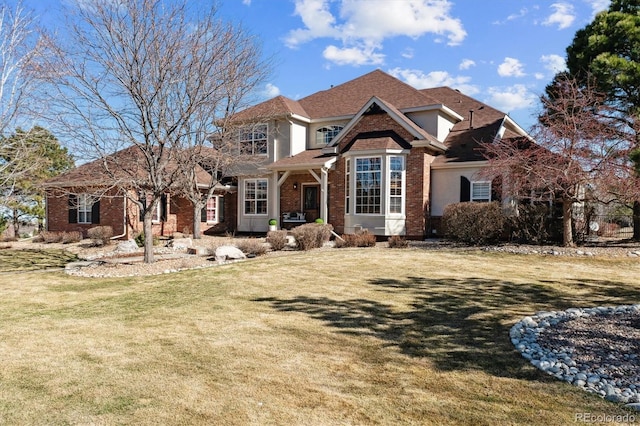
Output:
[
  {"xmin": 46, "ymin": 0, "xmax": 269, "ymax": 262},
  {"xmin": 0, "ymin": 2, "xmax": 45, "ymax": 202},
  {"xmin": 481, "ymin": 74, "xmax": 640, "ymax": 246}
]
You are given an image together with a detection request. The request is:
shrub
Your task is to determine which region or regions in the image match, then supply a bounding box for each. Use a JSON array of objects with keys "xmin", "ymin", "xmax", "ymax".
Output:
[
  {"xmin": 266, "ymin": 230, "xmax": 288, "ymax": 251},
  {"xmin": 87, "ymin": 226, "xmax": 113, "ymax": 246},
  {"xmin": 388, "ymin": 235, "xmax": 408, "ymax": 248},
  {"xmin": 40, "ymin": 231, "xmax": 63, "ymax": 243},
  {"xmin": 509, "ymin": 204, "xmax": 556, "ymax": 245},
  {"xmin": 335, "ymin": 230, "xmax": 377, "ymax": 248},
  {"xmin": 61, "ymin": 231, "xmax": 83, "ymax": 244},
  {"xmin": 268, "ymin": 218, "xmax": 278, "ymax": 226},
  {"xmin": 235, "ymin": 238, "xmax": 268, "ymax": 256},
  {"xmin": 291, "ymin": 223, "xmax": 333, "ymax": 251},
  {"xmin": 314, "ymin": 218, "xmax": 324, "ymax": 224},
  {"xmin": 134, "ymin": 232, "xmax": 159, "ymax": 247},
  {"xmin": 442, "ymin": 202, "xmax": 506, "ymax": 245}
]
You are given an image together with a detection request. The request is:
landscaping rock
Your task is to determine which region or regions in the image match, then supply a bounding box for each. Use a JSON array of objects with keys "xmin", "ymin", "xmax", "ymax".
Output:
[
  {"xmin": 168, "ymin": 237, "xmax": 193, "ymax": 249},
  {"xmin": 115, "ymin": 239, "xmax": 139, "ymax": 253},
  {"xmin": 215, "ymin": 245, "xmax": 246, "ymax": 261}
]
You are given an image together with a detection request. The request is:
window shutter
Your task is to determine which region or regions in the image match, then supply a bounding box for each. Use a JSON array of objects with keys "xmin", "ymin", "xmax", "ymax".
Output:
[
  {"xmin": 91, "ymin": 200, "xmax": 100, "ymax": 224},
  {"xmin": 201, "ymin": 204, "xmax": 207, "ymax": 222},
  {"xmin": 139, "ymin": 193, "xmax": 146, "ymax": 221},
  {"xmin": 460, "ymin": 176, "xmax": 471, "ymax": 202},
  {"xmin": 219, "ymin": 197, "xmax": 224, "ymax": 222},
  {"xmin": 491, "ymin": 176, "xmax": 502, "ymax": 203},
  {"xmin": 68, "ymin": 194, "xmax": 78, "ymax": 224},
  {"xmin": 160, "ymin": 194, "xmax": 168, "ymax": 222}
]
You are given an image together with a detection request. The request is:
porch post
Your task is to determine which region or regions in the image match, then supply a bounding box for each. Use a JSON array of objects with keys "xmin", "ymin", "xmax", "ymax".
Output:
[{"xmin": 320, "ymin": 167, "xmax": 329, "ymax": 222}]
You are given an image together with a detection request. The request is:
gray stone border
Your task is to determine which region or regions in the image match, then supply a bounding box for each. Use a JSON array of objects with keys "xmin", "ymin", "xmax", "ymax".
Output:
[{"xmin": 510, "ymin": 304, "xmax": 640, "ymax": 409}]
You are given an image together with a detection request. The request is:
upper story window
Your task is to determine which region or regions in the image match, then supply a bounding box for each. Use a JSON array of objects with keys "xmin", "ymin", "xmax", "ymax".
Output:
[
  {"xmin": 316, "ymin": 125, "xmax": 343, "ymax": 145},
  {"xmin": 239, "ymin": 124, "xmax": 268, "ymax": 155}
]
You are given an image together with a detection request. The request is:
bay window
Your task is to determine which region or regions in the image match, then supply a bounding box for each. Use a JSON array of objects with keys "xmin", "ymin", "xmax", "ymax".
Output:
[{"xmin": 355, "ymin": 157, "xmax": 381, "ymax": 214}]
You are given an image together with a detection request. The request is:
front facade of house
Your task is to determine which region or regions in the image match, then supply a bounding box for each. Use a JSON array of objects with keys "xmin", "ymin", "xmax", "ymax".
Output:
[{"xmin": 45, "ymin": 70, "xmax": 529, "ymax": 240}]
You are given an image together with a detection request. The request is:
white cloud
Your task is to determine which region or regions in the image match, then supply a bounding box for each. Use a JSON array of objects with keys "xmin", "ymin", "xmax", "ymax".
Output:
[
  {"xmin": 543, "ymin": 3, "xmax": 575, "ymax": 30},
  {"xmin": 584, "ymin": 0, "xmax": 610, "ymax": 17},
  {"xmin": 286, "ymin": 0, "xmax": 467, "ymax": 66},
  {"xmin": 498, "ymin": 57, "xmax": 526, "ymax": 77},
  {"xmin": 242, "ymin": 0, "xmax": 251, "ymax": 5},
  {"xmin": 540, "ymin": 54, "xmax": 567, "ymax": 73},
  {"xmin": 486, "ymin": 85, "xmax": 537, "ymax": 113},
  {"xmin": 401, "ymin": 48, "xmax": 415, "ymax": 59},
  {"xmin": 388, "ymin": 67, "xmax": 480, "ymax": 95},
  {"xmin": 264, "ymin": 83, "xmax": 280, "ymax": 98},
  {"xmin": 323, "ymin": 44, "xmax": 385, "ymax": 66},
  {"xmin": 459, "ymin": 59, "xmax": 476, "ymax": 70}
]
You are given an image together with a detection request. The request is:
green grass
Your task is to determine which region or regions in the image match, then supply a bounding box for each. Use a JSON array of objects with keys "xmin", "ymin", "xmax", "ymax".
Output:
[
  {"xmin": 0, "ymin": 247, "xmax": 78, "ymax": 272},
  {"xmin": 0, "ymin": 247, "xmax": 638, "ymax": 425}
]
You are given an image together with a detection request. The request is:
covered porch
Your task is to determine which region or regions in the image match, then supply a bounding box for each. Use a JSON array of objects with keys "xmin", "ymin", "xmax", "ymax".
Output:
[{"xmin": 266, "ymin": 150, "xmax": 337, "ymax": 229}]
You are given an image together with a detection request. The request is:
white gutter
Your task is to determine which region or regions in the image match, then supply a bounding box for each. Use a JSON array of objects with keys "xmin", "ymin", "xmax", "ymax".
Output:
[{"xmin": 110, "ymin": 195, "xmax": 128, "ymax": 240}]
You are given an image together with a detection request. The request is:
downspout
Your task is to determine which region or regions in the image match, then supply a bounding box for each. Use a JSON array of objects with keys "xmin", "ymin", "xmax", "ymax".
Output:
[{"xmin": 111, "ymin": 194, "xmax": 128, "ymax": 240}]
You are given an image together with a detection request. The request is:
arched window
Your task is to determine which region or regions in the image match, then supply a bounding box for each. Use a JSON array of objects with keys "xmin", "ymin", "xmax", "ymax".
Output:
[{"xmin": 316, "ymin": 125, "xmax": 343, "ymax": 145}]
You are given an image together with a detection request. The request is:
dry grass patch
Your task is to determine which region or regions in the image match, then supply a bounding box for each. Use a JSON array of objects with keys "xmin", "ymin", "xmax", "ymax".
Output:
[{"xmin": 0, "ymin": 248, "xmax": 638, "ymax": 424}]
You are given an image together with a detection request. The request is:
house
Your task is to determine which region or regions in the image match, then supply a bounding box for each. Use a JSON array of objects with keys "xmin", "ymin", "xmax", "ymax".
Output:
[{"xmin": 44, "ymin": 69, "xmax": 530, "ymax": 239}]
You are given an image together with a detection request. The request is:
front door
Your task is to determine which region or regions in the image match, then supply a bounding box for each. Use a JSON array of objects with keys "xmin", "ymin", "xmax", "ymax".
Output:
[{"xmin": 303, "ymin": 185, "xmax": 320, "ymax": 222}]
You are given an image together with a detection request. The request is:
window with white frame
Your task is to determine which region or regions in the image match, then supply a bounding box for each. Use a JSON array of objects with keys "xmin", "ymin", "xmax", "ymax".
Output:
[
  {"xmin": 244, "ymin": 179, "xmax": 268, "ymax": 215},
  {"xmin": 77, "ymin": 194, "xmax": 93, "ymax": 224},
  {"xmin": 316, "ymin": 125, "xmax": 343, "ymax": 145},
  {"xmin": 389, "ymin": 156, "xmax": 404, "ymax": 214},
  {"xmin": 139, "ymin": 193, "xmax": 162, "ymax": 222},
  {"xmin": 355, "ymin": 157, "xmax": 381, "ymax": 214},
  {"xmin": 471, "ymin": 181, "xmax": 491, "ymax": 202},
  {"xmin": 239, "ymin": 124, "xmax": 267, "ymax": 155},
  {"xmin": 205, "ymin": 196, "xmax": 219, "ymax": 223},
  {"xmin": 345, "ymin": 158, "xmax": 351, "ymax": 214}
]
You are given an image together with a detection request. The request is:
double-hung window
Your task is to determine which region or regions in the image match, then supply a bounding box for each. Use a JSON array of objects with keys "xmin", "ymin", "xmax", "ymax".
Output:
[
  {"xmin": 244, "ymin": 179, "xmax": 267, "ymax": 215},
  {"xmin": 239, "ymin": 124, "xmax": 267, "ymax": 155},
  {"xmin": 77, "ymin": 194, "xmax": 93, "ymax": 224},
  {"xmin": 471, "ymin": 181, "xmax": 491, "ymax": 202},
  {"xmin": 389, "ymin": 156, "xmax": 404, "ymax": 214},
  {"xmin": 355, "ymin": 157, "xmax": 381, "ymax": 214},
  {"xmin": 205, "ymin": 196, "xmax": 219, "ymax": 223}
]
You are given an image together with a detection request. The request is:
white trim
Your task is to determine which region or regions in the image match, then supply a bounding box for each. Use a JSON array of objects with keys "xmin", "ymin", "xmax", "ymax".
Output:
[{"xmin": 430, "ymin": 160, "xmax": 489, "ymax": 170}]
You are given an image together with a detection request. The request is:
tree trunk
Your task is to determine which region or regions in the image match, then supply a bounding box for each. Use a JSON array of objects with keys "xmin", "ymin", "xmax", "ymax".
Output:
[
  {"xmin": 143, "ymin": 214, "xmax": 155, "ymax": 264},
  {"xmin": 193, "ymin": 202, "xmax": 202, "ymax": 239},
  {"xmin": 562, "ymin": 199, "xmax": 574, "ymax": 247},
  {"xmin": 11, "ymin": 208, "xmax": 20, "ymax": 238},
  {"xmin": 633, "ymin": 200, "xmax": 640, "ymax": 241}
]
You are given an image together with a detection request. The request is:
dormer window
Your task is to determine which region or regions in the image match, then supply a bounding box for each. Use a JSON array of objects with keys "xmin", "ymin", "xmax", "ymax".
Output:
[
  {"xmin": 316, "ymin": 125, "xmax": 343, "ymax": 145},
  {"xmin": 239, "ymin": 123, "xmax": 267, "ymax": 155}
]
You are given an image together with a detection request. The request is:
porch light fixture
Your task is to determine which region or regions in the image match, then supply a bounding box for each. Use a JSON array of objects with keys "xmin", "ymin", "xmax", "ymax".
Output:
[{"xmin": 293, "ymin": 182, "xmax": 298, "ymax": 190}]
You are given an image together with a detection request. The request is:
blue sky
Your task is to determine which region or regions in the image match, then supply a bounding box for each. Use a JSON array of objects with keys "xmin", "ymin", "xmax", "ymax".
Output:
[{"xmin": 21, "ymin": 0, "xmax": 611, "ymax": 131}]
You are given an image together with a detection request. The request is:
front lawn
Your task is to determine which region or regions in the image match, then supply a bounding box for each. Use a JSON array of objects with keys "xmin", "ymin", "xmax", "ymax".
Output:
[
  {"xmin": 0, "ymin": 247, "xmax": 78, "ymax": 272},
  {"xmin": 0, "ymin": 247, "xmax": 638, "ymax": 425}
]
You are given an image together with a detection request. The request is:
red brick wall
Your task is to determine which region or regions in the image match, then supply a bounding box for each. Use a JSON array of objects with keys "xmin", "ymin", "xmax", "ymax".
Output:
[
  {"xmin": 324, "ymin": 111, "xmax": 435, "ymax": 239},
  {"xmin": 46, "ymin": 188, "xmax": 183, "ymax": 240},
  {"xmin": 171, "ymin": 193, "xmax": 237, "ymax": 236},
  {"xmin": 46, "ymin": 188, "xmax": 128, "ymax": 238}
]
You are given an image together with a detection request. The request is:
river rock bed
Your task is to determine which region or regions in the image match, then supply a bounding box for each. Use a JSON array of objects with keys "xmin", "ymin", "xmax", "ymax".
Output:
[{"xmin": 511, "ymin": 305, "xmax": 640, "ymax": 408}]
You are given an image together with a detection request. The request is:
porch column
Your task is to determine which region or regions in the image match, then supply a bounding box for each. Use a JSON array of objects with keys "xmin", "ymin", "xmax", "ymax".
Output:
[{"xmin": 320, "ymin": 166, "xmax": 329, "ymax": 222}]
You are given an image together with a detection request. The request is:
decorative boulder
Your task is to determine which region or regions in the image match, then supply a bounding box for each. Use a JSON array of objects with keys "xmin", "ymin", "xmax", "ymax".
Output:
[
  {"xmin": 115, "ymin": 239, "xmax": 139, "ymax": 253},
  {"xmin": 168, "ymin": 237, "xmax": 193, "ymax": 249},
  {"xmin": 215, "ymin": 245, "xmax": 246, "ymax": 261}
]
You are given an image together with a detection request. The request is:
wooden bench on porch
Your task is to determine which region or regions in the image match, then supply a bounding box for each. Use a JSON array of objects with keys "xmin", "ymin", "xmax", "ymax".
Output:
[{"xmin": 282, "ymin": 212, "xmax": 307, "ymax": 229}]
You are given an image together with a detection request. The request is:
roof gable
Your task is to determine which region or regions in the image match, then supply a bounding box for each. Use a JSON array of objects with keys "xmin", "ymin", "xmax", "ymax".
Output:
[
  {"xmin": 299, "ymin": 69, "xmax": 440, "ymax": 119},
  {"xmin": 325, "ymin": 96, "xmax": 446, "ymax": 154}
]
